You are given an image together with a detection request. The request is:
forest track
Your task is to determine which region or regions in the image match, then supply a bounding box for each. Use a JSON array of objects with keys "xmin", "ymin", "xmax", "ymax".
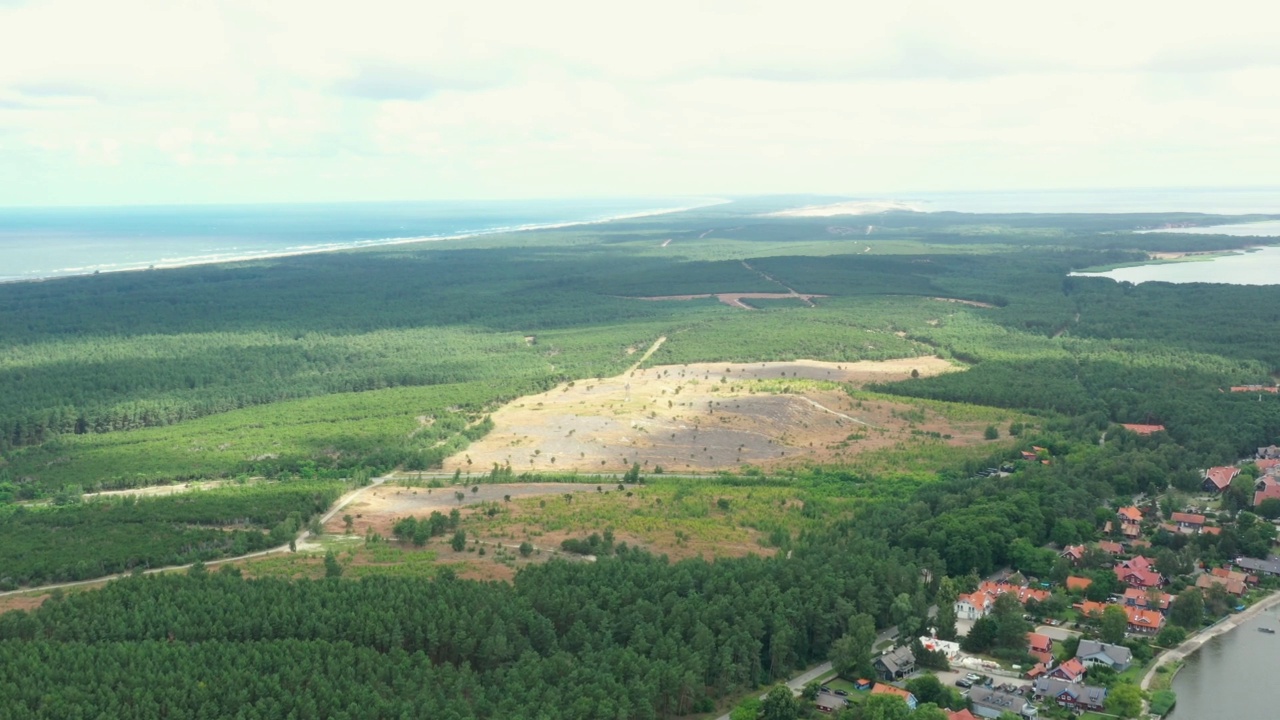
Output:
[
  {"xmin": 0, "ymin": 475, "xmax": 389, "ymax": 599},
  {"xmin": 628, "ymin": 336, "xmax": 667, "ymax": 372}
]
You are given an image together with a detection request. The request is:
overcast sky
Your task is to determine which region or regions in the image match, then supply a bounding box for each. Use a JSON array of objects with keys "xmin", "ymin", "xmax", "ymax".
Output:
[{"xmin": 1, "ymin": 0, "xmax": 1277, "ymax": 206}]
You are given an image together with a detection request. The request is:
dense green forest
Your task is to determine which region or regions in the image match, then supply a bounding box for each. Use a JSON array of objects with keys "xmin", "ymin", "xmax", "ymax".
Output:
[
  {"xmin": 2, "ymin": 205, "xmax": 1280, "ymax": 718},
  {"xmin": 0, "ymin": 480, "xmax": 343, "ymax": 588}
]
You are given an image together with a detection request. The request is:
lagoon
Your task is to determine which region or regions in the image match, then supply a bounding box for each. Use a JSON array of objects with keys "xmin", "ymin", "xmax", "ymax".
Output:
[
  {"xmin": 1073, "ymin": 245, "xmax": 1280, "ymax": 285},
  {"xmin": 1170, "ymin": 606, "xmax": 1280, "ymax": 719}
]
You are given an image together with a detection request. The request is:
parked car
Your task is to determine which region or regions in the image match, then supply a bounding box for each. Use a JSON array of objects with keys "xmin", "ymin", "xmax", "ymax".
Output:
[
  {"xmin": 954, "ymin": 679, "xmax": 973, "ymax": 689},
  {"xmin": 834, "ymin": 690, "xmax": 849, "ymax": 697},
  {"xmin": 819, "ymin": 686, "xmax": 830, "ymax": 693},
  {"xmin": 965, "ymin": 673, "xmax": 981, "ymax": 682}
]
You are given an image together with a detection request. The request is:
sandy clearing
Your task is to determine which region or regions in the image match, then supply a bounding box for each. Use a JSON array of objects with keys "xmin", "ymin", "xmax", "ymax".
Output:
[
  {"xmin": 444, "ymin": 356, "xmax": 968, "ymax": 473},
  {"xmin": 764, "ymin": 200, "xmax": 921, "ymax": 217},
  {"xmin": 82, "ymin": 480, "xmax": 233, "ymax": 500},
  {"xmin": 630, "ymin": 292, "xmax": 828, "ymax": 310},
  {"xmin": 931, "ymin": 297, "xmax": 997, "ymax": 309}
]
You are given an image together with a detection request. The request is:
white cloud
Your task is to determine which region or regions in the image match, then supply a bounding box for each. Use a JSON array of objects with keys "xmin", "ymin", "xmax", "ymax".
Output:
[{"xmin": 1, "ymin": 0, "xmax": 1278, "ymax": 205}]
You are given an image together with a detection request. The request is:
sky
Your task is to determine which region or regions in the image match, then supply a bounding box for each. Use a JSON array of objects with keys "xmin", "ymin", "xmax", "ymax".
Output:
[{"xmin": 1, "ymin": 0, "xmax": 1278, "ymax": 206}]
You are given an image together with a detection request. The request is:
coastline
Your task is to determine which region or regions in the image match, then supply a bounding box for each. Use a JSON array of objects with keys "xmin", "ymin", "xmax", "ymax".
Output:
[
  {"xmin": 1139, "ymin": 589, "xmax": 1280, "ymax": 692},
  {"xmin": 0, "ymin": 199, "xmax": 728, "ymax": 286}
]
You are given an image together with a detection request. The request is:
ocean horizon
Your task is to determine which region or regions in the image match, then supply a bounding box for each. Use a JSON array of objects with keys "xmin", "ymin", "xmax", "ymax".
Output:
[{"xmin": 0, "ymin": 198, "xmax": 721, "ymax": 283}]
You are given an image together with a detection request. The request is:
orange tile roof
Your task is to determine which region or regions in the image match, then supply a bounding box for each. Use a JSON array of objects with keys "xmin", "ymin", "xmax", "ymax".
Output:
[
  {"xmin": 1051, "ymin": 658, "xmax": 1086, "ymax": 680},
  {"xmin": 1097, "ymin": 541, "xmax": 1124, "ymax": 554},
  {"xmin": 1124, "ymin": 606, "xmax": 1165, "ymax": 630},
  {"xmin": 1205, "ymin": 466, "xmax": 1240, "ymax": 491},
  {"xmin": 1066, "ymin": 576, "xmax": 1093, "ymax": 591},
  {"xmin": 1074, "ymin": 601, "xmax": 1110, "ymax": 617},
  {"xmin": 948, "ymin": 711, "xmax": 979, "ymax": 720},
  {"xmin": 1118, "ymin": 506, "xmax": 1143, "ymax": 522},
  {"xmin": 1028, "ymin": 632, "xmax": 1053, "ymax": 652},
  {"xmin": 871, "ymin": 684, "xmax": 913, "ymax": 700},
  {"xmin": 1172, "ymin": 512, "xmax": 1205, "ymax": 525}
]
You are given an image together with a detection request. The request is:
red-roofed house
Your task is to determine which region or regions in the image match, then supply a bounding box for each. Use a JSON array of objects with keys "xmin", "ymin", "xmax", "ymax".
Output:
[
  {"xmin": 1122, "ymin": 423, "xmax": 1165, "ymax": 435},
  {"xmin": 1171, "ymin": 512, "xmax": 1206, "ymax": 534},
  {"xmin": 1123, "ymin": 588, "xmax": 1172, "ymax": 613},
  {"xmin": 1066, "ymin": 576, "xmax": 1093, "ymax": 592},
  {"xmin": 1124, "ymin": 606, "xmax": 1165, "ymax": 634},
  {"xmin": 1073, "ymin": 600, "xmax": 1110, "ymax": 618},
  {"xmin": 1048, "ymin": 658, "xmax": 1087, "ymax": 683},
  {"xmin": 1203, "ymin": 466, "xmax": 1241, "ymax": 493},
  {"xmin": 1115, "ymin": 556, "xmax": 1163, "ymax": 589},
  {"xmin": 870, "ymin": 684, "xmax": 918, "ymax": 710},
  {"xmin": 1098, "ymin": 541, "xmax": 1124, "ymax": 555},
  {"xmin": 1255, "ymin": 477, "xmax": 1280, "ymax": 507},
  {"xmin": 1028, "ymin": 632, "xmax": 1054, "ymax": 663},
  {"xmin": 947, "ymin": 710, "xmax": 978, "ymax": 720},
  {"xmin": 1061, "ymin": 544, "xmax": 1086, "ymax": 564},
  {"xmin": 1117, "ymin": 506, "xmax": 1143, "ymax": 538},
  {"xmin": 1197, "ymin": 573, "xmax": 1246, "ymax": 596},
  {"xmin": 1255, "ymin": 458, "xmax": 1280, "ymax": 472},
  {"xmin": 955, "ymin": 590, "xmax": 994, "ymax": 620}
]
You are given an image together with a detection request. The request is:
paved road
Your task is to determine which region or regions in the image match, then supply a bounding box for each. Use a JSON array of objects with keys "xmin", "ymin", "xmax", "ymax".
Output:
[{"xmin": 0, "ymin": 475, "xmax": 389, "ymax": 599}]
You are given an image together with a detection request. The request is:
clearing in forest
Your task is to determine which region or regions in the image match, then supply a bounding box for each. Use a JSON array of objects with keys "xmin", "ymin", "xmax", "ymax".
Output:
[{"xmin": 443, "ymin": 356, "xmax": 999, "ymax": 474}]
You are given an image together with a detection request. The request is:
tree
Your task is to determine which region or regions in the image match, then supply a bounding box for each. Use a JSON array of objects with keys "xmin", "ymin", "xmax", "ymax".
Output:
[
  {"xmin": 1169, "ymin": 588, "xmax": 1204, "ymax": 629},
  {"xmin": 1155, "ymin": 625, "xmax": 1187, "ymax": 648},
  {"xmin": 860, "ymin": 694, "xmax": 911, "ymax": 720},
  {"xmin": 801, "ymin": 681, "xmax": 821, "ymax": 701},
  {"xmin": 1100, "ymin": 604, "xmax": 1128, "ymax": 644},
  {"xmin": 729, "ymin": 697, "xmax": 762, "ymax": 720},
  {"xmin": 454, "ymin": 491, "xmax": 465, "ymax": 504},
  {"xmin": 324, "ymin": 551, "xmax": 343, "ymax": 578},
  {"xmin": 961, "ymin": 616, "xmax": 996, "ymax": 654},
  {"xmin": 830, "ymin": 613, "xmax": 877, "ymax": 680},
  {"xmin": 933, "ymin": 577, "xmax": 959, "ymax": 640},
  {"xmin": 891, "ymin": 593, "xmax": 920, "ymax": 640},
  {"xmin": 761, "ymin": 685, "xmax": 800, "ymax": 720},
  {"xmin": 519, "ymin": 541, "xmax": 533, "ymax": 557},
  {"xmin": 1104, "ymin": 682, "xmax": 1144, "ymax": 718},
  {"xmin": 342, "ymin": 514, "xmax": 354, "ymax": 534},
  {"xmin": 912, "ymin": 704, "xmax": 948, "ymax": 720},
  {"xmin": 984, "ymin": 425, "xmax": 999, "ymax": 440},
  {"xmin": 450, "ymin": 530, "xmax": 467, "ymax": 552}
]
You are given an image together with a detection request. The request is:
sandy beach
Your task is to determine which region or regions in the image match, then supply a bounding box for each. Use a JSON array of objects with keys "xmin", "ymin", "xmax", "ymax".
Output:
[{"xmin": 764, "ymin": 200, "xmax": 921, "ymax": 217}]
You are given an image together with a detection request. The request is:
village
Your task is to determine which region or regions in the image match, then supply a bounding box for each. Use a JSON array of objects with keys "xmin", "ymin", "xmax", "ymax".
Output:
[{"xmin": 797, "ymin": 443, "xmax": 1280, "ymax": 720}]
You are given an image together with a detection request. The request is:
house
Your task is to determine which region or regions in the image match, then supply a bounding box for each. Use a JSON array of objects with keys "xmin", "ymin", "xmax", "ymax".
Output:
[
  {"xmin": 1066, "ymin": 576, "xmax": 1092, "ymax": 592},
  {"xmin": 1027, "ymin": 632, "xmax": 1054, "ymax": 663},
  {"xmin": 1032, "ymin": 677, "xmax": 1108, "ymax": 712},
  {"xmin": 1234, "ymin": 555, "xmax": 1280, "ymax": 577},
  {"xmin": 1075, "ymin": 640, "xmax": 1133, "ymax": 672},
  {"xmin": 1097, "ymin": 540, "xmax": 1124, "ymax": 555},
  {"xmin": 1047, "ymin": 658, "xmax": 1086, "ymax": 683},
  {"xmin": 1060, "ymin": 545, "xmax": 1085, "ymax": 564},
  {"xmin": 870, "ymin": 683, "xmax": 917, "ymax": 710},
  {"xmin": 1117, "ymin": 506, "xmax": 1143, "ymax": 538},
  {"xmin": 1255, "ymin": 458, "xmax": 1280, "ymax": 472},
  {"xmin": 947, "ymin": 710, "xmax": 980, "ymax": 720},
  {"xmin": 1203, "ymin": 466, "xmax": 1241, "ymax": 493},
  {"xmin": 1115, "ymin": 556, "xmax": 1163, "ymax": 588},
  {"xmin": 1124, "ymin": 605, "xmax": 1165, "ymax": 634},
  {"xmin": 1196, "ymin": 573, "xmax": 1246, "ymax": 596},
  {"xmin": 1073, "ymin": 600, "xmax": 1110, "ymax": 618},
  {"xmin": 1121, "ymin": 423, "xmax": 1165, "ymax": 435},
  {"xmin": 873, "ymin": 646, "xmax": 916, "ymax": 681},
  {"xmin": 1171, "ymin": 512, "xmax": 1206, "ymax": 534},
  {"xmin": 1210, "ymin": 567, "xmax": 1252, "ymax": 585},
  {"xmin": 956, "ymin": 590, "xmax": 994, "ymax": 620},
  {"xmin": 956, "ymin": 582, "xmax": 1050, "ymax": 620},
  {"xmin": 1258, "ymin": 445, "xmax": 1280, "ymax": 460},
  {"xmin": 1123, "ymin": 587, "xmax": 1172, "ymax": 613},
  {"xmin": 1254, "ymin": 476, "xmax": 1280, "ymax": 507},
  {"xmin": 970, "ymin": 688, "xmax": 1037, "ymax": 719}
]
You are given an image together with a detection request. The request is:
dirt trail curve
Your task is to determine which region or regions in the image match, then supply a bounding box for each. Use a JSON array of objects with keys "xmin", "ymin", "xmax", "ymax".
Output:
[
  {"xmin": 0, "ymin": 476, "xmax": 390, "ymax": 600},
  {"xmin": 628, "ymin": 336, "xmax": 667, "ymax": 373},
  {"xmin": 1140, "ymin": 590, "xmax": 1280, "ymax": 690},
  {"xmin": 740, "ymin": 260, "xmax": 818, "ymax": 306}
]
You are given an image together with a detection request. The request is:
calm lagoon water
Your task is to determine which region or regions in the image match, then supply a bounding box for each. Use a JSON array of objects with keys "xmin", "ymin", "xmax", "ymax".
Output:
[
  {"xmin": 1170, "ymin": 607, "xmax": 1280, "ymax": 719},
  {"xmin": 1073, "ymin": 245, "xmax": 1280, "ymax": 286}
]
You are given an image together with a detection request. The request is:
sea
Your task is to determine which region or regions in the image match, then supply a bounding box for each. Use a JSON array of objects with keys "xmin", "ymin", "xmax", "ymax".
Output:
[{"xmin": 0, "ymin": 198, "xmax": 718, "ymax": 283}]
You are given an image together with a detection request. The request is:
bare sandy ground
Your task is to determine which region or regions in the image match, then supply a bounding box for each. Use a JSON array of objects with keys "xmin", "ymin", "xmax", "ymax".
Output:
[
  {"xmin": 764, "ymin": 200, "xmax": 921, "ymax": 217},
  {"xmin": 632, "ymin": 292, "xmax": 827, "ymax": 309},
  {"xmin": 82, "ymin": 480, "xmax": 232, "ymax": 500},
  {"xmin": 444, "ymin": 356, "xmax": 968, "ymax": 474}
]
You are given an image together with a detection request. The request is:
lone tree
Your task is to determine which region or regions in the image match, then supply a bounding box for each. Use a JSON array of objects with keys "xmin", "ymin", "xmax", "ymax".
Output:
[
  {"xmin": 450, "ymin": 530, "xmax": 467, "ymax": 552},
  {"xmin": 342, "ymin": 514, "xmax": 354, "ymax": 534},
  {"xmin": 1100, "ymin": 604, "xmax": 1129, "ymax": 644},
  {"xmin": 323, "ymin": 551, "xmax": 343, "ymax": 578}
]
